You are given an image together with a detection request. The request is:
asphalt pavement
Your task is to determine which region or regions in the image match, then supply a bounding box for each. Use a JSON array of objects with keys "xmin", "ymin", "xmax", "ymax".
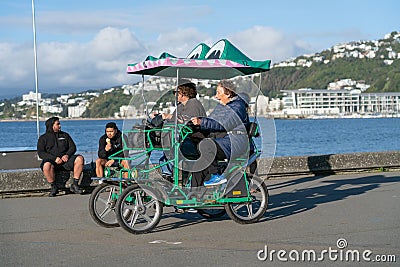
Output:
[{"xmin": 0, "ymin": 171, "xmax": 399, "ymax": 266}]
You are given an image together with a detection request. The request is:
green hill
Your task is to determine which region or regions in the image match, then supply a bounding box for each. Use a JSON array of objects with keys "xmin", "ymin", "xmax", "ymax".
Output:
[{"xmin": 261, "ymin": 31, "xmax": 400, "ymax": 97}]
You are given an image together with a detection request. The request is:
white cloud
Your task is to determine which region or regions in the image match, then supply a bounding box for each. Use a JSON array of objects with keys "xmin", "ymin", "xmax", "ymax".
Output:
[
  {"xmin": 0, "ymin": 27, "xmax": 148, "ymax": 97},
  {"xmin": 155, "ymin": 28, "xmax": 210, "ymax": 57},
  {"xmin": 229, "ymin": 26, "xmax": 312, "ymax": 63},
  {"xmin": 0, "ymin": 25, "xmax": 314, "ymax": 98},
  {"xmin": 0, "ymin": 42, "xmax": 34, "ymax": 88}
]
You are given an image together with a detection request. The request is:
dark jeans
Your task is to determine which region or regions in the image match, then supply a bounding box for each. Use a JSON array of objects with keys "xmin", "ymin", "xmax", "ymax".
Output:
[{"xmin": 191, "ymin": 141, "xmax": 226, "ymax": 187}]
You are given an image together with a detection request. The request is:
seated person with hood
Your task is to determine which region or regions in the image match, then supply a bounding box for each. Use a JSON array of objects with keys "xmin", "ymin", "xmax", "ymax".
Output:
[
  {"xmin": 37, "ymin": 116, "xmax": 84, "ymax": 197},
  {"xmin": 96, "ymin": 122, "xmax": 129, "ymax": 178}
]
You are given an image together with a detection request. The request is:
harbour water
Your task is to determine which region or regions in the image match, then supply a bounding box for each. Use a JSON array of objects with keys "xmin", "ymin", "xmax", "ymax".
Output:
[{"xmin": 1, "ymin": 117, "xmax": 399, "ymax": 162}]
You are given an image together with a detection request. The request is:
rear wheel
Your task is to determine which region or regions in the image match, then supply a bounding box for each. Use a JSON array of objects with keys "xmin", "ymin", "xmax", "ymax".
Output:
[
  {"xmin": 225, "ymin": 176, "xmax": 268, "ymax": 224},
  {"xmin": 89, "ymin": 183, "xmax": 122, "ymax": 228},
  {"xmin": 116, "ymin": 184, "xmax": 163, "ymax": 234}
]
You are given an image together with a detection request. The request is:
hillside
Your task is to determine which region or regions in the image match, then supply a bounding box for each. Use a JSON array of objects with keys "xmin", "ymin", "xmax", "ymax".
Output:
[{"xmin": 261, "ymin": 31, "xmax": 400, "ymax": 97}]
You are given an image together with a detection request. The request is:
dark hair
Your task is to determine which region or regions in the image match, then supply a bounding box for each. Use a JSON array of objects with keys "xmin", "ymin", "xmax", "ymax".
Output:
[
  {"xmin": 218, "ymin": 80, "xmax": 237, "ymax": 98},
  {"xmin": 105, "ymin": 122, "xmax": 118, "ymax": 130},
  {"xmin": 178, "ymin": 82, "xmax": 197, "ymax": 99},
  {"xmin": 50, "ymin": 116, "xmax": 60, "ymax": 124}
]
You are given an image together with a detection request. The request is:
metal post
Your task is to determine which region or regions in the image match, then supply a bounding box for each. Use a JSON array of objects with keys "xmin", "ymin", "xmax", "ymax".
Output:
[{"xmin": 31, "ymin": 0, "xmax": 40, "ymax": 139}]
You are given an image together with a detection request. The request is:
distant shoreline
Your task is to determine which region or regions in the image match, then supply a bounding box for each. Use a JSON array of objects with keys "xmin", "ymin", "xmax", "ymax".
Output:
[
  {"xmin": 0, "ymin": 118, "xmax": 124, "ymax": 122},
  {"xmin": 1, "ymin": 114, "xmax": 400, "ymax": 123}
]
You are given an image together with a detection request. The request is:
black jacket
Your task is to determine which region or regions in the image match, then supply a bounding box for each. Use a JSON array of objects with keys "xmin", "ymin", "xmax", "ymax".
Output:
[
  {"xmin": 98, "ymin": 130, "xmax": 125, "ymax": 159},
  {"xmin": 37, "ymin": 117, "xmax": 77, "ymax": 161}
]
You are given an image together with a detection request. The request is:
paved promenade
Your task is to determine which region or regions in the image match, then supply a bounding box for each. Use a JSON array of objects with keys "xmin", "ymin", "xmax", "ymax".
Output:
[{"xmin": 1, "ymin": 171, "xmax": 399, "ymax": 266}]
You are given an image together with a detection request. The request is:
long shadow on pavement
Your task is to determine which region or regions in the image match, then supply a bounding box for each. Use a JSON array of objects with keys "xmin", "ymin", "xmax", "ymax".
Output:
[
  {"xmin": 264, "ymin": 174, "xmax": 400, "ymax": 221},
  {"xmin": 152, "ymin": 210, "xmax": 229, "ymax": 233}
]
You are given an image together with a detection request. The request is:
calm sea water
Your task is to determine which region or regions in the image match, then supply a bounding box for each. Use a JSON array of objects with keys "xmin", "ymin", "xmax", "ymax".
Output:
[{"xmin": 1, "ymin": 118, "xmax": 399, "ymax": 162}]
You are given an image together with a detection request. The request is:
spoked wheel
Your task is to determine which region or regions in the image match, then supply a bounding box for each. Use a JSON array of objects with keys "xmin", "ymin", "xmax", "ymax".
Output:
[
  {"xmin": 115, "ymin": 184, "xmax": 163, "ymax": 234},
  {"xmin": 89, "ymin": 183, "xmax": 122, "ymax": 228},
  {"xmin": 225, "ymin": 176, "xmax": 268, "ymax": 224},
  {"xmin": 197, "ymin": 208, "xmax": 226, "ymax": 219}
]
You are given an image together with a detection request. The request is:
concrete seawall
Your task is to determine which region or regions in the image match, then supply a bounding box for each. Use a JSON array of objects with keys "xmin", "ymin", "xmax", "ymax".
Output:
[{"xmin": 1, "ymin": 151, "xmax": 399, "ymax": 195}]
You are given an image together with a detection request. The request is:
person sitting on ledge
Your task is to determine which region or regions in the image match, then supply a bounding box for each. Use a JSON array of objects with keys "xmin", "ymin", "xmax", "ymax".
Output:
[
  {"xmin": 37, "ymin": 116, "xmax": 84, "ymax": 197},
  {"xmin": 96, "ymin": 122, "xmax": 129, "ymax": 178}
]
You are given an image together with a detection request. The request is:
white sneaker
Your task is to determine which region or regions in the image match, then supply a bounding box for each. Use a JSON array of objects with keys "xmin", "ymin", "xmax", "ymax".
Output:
[{"xmin": 187, "ymin": 208, "xmax": 197, "ymax": 213}]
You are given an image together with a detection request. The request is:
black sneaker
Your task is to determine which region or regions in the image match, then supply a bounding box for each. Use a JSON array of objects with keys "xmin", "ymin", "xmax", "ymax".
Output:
[
  {"xmin": 70, "ymin": 183, "xmax": 83, "ymax": 194},
  {"xmin": 49, "ymin": 184, "xmax": 58, "ymax": 197}
]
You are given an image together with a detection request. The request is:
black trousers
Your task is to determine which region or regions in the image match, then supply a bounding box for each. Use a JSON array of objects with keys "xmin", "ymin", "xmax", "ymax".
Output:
[{"xmin": 191, "ymin": 140, "xmax": 226, "ymax": 187}]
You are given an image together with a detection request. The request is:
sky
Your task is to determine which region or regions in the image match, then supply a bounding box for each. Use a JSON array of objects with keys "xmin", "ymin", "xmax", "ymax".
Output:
[{"xmin": 0, "ymin": 0, "xmax": 398, "ymax": 99}]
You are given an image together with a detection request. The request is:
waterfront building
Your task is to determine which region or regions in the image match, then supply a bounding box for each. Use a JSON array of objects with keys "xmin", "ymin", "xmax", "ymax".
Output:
[
  {"xmin": 281, "ymin": 89, "xmax": 400, "ymax": 116},
  {"xmin": 41, "ymin": 105, "xmax": 63, "ymax": 114},
  {"xmin": 22, "ymin": 91, "xmax": 41, "ymax": 102},
  {"xmin": 68, "ymin": 105, "xmax": 86, "ymax": 118}
]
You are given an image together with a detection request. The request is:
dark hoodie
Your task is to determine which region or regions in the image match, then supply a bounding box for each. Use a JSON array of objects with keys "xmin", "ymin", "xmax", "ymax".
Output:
[
  {"xmin": 98, "ymin": 130, "xmax": 125, "ymax": 159},
  {"xmin": 37, "ymin": 117, "xmax": 77, "ymax": 161}
]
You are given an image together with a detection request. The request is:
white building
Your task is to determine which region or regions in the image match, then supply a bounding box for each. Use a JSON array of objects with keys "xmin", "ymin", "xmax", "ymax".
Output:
[
  {"xmin": 120, "ymin": 105, "xmax": 138, "ymax": 118},
  {"xmin": 68, "ymin": 106, "xmax": 86, "ymax": 118},
  {"xmin": 41, "ymin": 105, "xmax": 63, "ymax": 114},
  {"xmin": 22, "ymin": 91, "xmax": 41, "ymax": 102},
  {"xmin": 281, "ymin": 89, "xmax": 400, "ymax": 116}
]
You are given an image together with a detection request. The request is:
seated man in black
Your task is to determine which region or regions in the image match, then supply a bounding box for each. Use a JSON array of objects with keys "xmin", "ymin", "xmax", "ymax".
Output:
[
  {"xmin": 96, "ymin": 122, "xmax": 129, "ymax": 178},
  {"xmin": 37, "ymin": 116, "xmax": 84, "ymax": 197}
]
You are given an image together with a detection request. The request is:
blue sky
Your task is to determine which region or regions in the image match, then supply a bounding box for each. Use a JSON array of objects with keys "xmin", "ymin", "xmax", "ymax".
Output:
[{"xmin": 0, "ymin": 0, "xmax": 398, "ymax": 98}]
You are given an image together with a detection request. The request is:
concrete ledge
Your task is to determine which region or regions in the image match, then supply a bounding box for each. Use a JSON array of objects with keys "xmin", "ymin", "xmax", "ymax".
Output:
[
  {"xmin": 0, "ymin": 164, "xmax": 96, "ymax": 194},
  {"xmin": 0, "ymin": 150, "xmax": 41, "ymax": 170},
  {"xmin": 1, "ymin": 151, "xmax": 399, "ymax": 194}
]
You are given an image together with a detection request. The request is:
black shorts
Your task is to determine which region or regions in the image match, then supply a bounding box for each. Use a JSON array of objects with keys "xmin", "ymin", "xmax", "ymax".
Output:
[
  {"xmin": 40, "ymin": 155, "xmax": 80, "ymax": 171},
  {"xmin": 98, "ymin": 158, "xmax": 121, "ymax": 167}
]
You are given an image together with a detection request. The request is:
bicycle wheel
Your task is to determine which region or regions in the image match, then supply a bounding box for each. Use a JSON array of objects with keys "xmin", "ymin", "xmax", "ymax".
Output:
[
  {"xmin": 225, "ymin": 176, "xmax": 268, "ymax": 224},
  {"xmin": 197, "ymin": 208, "xmax": 226, "ymax": 219},
  {"xmin": 116, "ymin": 184, "xmax": 163, "ymax": 234},
  {"xmin": 89, "ymin": 183, "xmax": 121, "ymax": 228}
]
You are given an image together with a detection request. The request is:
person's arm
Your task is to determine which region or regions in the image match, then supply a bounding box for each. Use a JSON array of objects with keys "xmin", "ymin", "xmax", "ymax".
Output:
[
  {"xmin": 112, "ymin": 133, "xmax": 127, "ymax": 158},
  {"xmin": 98, "ymin": 136, "xmax": 108, "ymax": 159},
  {"xmin": 201, "ymin": 104, "xmax": 226, "ymax": 131},
  {"xmin": 64, "ymin": 133, "xmax": 77, "ymax": 158},
  {"xmin": 201, "ymin": 101, "xmax": 247, "ymax": 132},
  {"xmin": 150, "ymin": 114, "xmax": 164, "ymax": 127},
  {"xmin": 181, "ymin": 99, "xmax": 206, "ymax": 119},
  {"xmin": 162, "ymin": 113, "xmax": 173, "ymax": 120},
  {"xmin": 200, "ymin": 117, "xmax": 226, "ymax": 131}
]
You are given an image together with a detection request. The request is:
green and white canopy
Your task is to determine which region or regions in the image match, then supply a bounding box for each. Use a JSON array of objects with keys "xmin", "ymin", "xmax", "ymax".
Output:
[{"xmin": 127, "ymin": 39, "xmax": 271, "ymax": 79}]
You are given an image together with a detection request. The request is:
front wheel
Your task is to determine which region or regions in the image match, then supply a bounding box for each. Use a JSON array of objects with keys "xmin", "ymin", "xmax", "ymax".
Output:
[
  {"xmin": 225, "ymin": 176, "xmax": 268, "ymax": 224},
  {"xmin": 115, "ymin": 184, "xmax": 163, "ymax": 234},
  {"xmin": 89, "ymin": 183, "xmax": 122, "ymax": 228}
]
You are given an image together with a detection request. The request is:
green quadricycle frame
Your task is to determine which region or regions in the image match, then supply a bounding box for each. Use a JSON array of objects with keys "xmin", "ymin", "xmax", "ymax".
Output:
[{"xmin": 89, "ymin": 39, "xmax": 272, "ymax": 234}]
